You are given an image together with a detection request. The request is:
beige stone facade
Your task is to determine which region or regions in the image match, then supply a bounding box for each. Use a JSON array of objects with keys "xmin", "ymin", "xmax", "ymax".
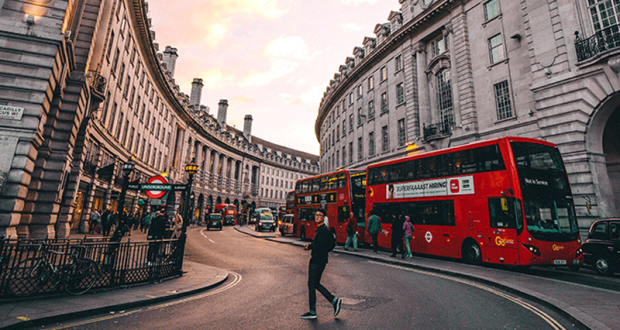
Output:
[
  {"xmin": 316, "ymin": 0, "xmax": 620, "ymax": 232},
  {"xmin": 0, "ymin": 0, "xmax": 318, "ymax": 239}
]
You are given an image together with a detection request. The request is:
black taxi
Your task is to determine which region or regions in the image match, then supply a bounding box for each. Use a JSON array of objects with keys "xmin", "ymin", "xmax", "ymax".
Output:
[{"xmin": 582, "ymin": 218, "xmax": 620, "ymax": 276}]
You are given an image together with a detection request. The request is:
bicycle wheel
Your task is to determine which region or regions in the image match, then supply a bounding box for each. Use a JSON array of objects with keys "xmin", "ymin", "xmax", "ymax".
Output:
[
  {"xmin": 64, "ymin": 259, "xmax": 99, "ymax": 295},
  {"xmin": 9, "ymin": 258, "xmax": 47, "ymax": 297}
]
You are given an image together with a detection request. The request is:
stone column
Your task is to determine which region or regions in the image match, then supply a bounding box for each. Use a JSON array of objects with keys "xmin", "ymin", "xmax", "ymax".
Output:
[
  {"xmin": 416, "ymin": 43, "xmax": 430, "ymax": 134},
  {"xmin": 445, "ymin": 23, "xmax": 462, "ymax": 127},
  {"xmin": 79, "ymin": 181, "xmax": 97, "ymax": 233}
]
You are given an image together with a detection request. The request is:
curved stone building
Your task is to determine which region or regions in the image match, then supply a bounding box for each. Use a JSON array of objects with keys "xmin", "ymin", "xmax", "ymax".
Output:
[
  {"xmin": 0, "ymin": 0, "xmax": 318, "ymax": 238},
  {"xmin": 316, "ymin": 0, "xmax": 620, "ymax": 231}
]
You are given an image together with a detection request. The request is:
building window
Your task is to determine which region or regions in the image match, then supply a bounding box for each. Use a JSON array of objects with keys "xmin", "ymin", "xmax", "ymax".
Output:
[
  {"xmin": 368, "ymin": 100, "xmax": 375, "ymax": 120},
  {"xmin": 395, "ymin": 54, "xmax": 402, "ymax": 71},
  {"xmin": 342, "ymin": 146, "xmax": 346, "ymax": 165},
  {"xmin": 111, "ymin": 48, "xmax": 120, "ymax": 75},
  {"xmin": 488, "ymin": 33, "xmax": 505, "ymax": 64},
  {"xmin": 484, "ymin": 0, "xmax": 499, "ymax": 21},
  {"xmin": 122, "ymin": 119, "xmax": 129, "ymax": 146},
  {"xmin": 357, "ymin": 85, "xmax": 363, "ymax": 98},
  {"xmin": 588, "ymin": 0, "xmax": 620, "ymax": 34},
  {"xmin": 380, "ymin": 66, "xmax": 387, "ymax": 81},
  {"xmin": 123, "ymin": 76, "xmax": 131, "ymax": 98},
  {"xmin": 135, "ymin": 133, "xmax": 140, "ymax": 154},
  {"xmin": 358, "ymin": 137, "xmax": 363, "ymax": 160},
  {"xmin": 342, "ymin": 120, "xmax": 346, "ymax": 137},
  {"xmin": 382, "ymin": 125, "xmax": 389, "ymax": 152},
  {"xmin": 431, "ymin": 35, "xmax": 448, "ymax": 57},
  {"xmin": 336, "ymin": 150, "xmax": 340, "ymax": 167},
  {"xmin": 369, "ymin": 132, "xmax": 375, "ymax": 156},
  {"xmin": 349, "ymin": 92, "xmax": 353, "ymax": 105},
  {"xmin": 437, "ymin": 70, "xmax": 455, "ymax": 128},
  {"xmin": 349, "ymin": 142, "xmax": 353, "ymax": 164},
  {"xmin": 398, "ymin": 119, "xmax": 406, "ymax": 147},
  {"xmin": 396, "ymin": 83, "xmax": 404, "ymax": 104},
  {"xmin": 118, "ymin": 64, "xmax": 125, "ymax": 87},
  {"xmin": 336, "ymin": 125, "xmax": 340, "ymax": 141},
  {"xmin": 106, "ymin": 31, "xmax": 115, "ymax": 59},
  {"xmin": 349, "ymin": 113, "xmax": 354, "ymax": 131},
  {"xmin": 115, "ymin": 113, "xmax": 124, "ymax": 138},
  {"xmin": 368, "ymin": 76, "xmax": 374, "ymax": 90},
  {"xmin": 494, "ymin": 80, "xmax": 513, "ymax": 120},
  {"xmin": 381, "ymin": 92, "xmax": 388, "ymax": 113},
  {"xmin": 358, "ymin": 108, "xmax": 364, "ymax": 125}
]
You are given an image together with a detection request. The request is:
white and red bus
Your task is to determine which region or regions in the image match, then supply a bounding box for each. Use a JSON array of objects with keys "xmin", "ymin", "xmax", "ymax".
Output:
[
  {"xmin": 366, "ymin": 137, "xmax": 583, "ymax": 268},
  {"xmin": 293, "ymin": 170, "xmax": 366, "ymax": 243}
]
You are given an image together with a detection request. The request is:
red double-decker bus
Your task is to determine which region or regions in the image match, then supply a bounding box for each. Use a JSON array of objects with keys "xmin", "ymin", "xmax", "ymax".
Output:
[
  {"xmin": 292, "ymin": 170, "xmax": 366, "ymax": 243},
  {"xmin": 366, "ymin": 137, "xmax": 583, "ymax": 268}
]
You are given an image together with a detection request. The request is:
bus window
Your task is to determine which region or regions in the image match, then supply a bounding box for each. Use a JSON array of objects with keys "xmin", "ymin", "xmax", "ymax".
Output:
[
  {"xmin": 301, "ymin": 180, "xmax": 309, "ymax": 193},
  {"xmin": 401, "ymin": 200, "xmax": 455, "ymax": 226},
  {"xmin": 388, "ymin": 163, "xmax": 405, "ymax": 183},
  {"xmin": 453, "ymin": 149, "xmax": 477, "ymax": 174},
  {"xmin": 338, "ymin": 206, "xmax": 349, "ymax": 223},
  {"xmin": 488, "ymin": 197, "xmax": 522, "ymax": 229},
  {"xmin": 405, "ymin": 160, "xmax": 417, "ymax": 181},
  {"xmin": 372, "ymin": 203, "xmax": 397, "ymax": 224},
  {"xmin": 299, "ymin": 208, "xmax": 316, "ymax": 222},
  {"xmin": 437, "ymin": 154, "xmax": 452, "ymax": 177},
  {"xmin": 295, "ymin": 182, "xmax": 301, "ymax": 194},
  {"xmin": 417, "ymin": 156, "xmax": 437, "ymax": 179},
  {"xmin": 320, "ymin": 176, "xmax": 329, "ymax": 190},
  {"xmin": 337, "ymin": 174, "xmax": 347, "ymax": 189},
  {"xmin": 311, "ymin": 178, "xmax": 320, "ymax": 192},
  {"xmin": 476, "ymin": 145, "xmax": 505, "ymax": 171}
]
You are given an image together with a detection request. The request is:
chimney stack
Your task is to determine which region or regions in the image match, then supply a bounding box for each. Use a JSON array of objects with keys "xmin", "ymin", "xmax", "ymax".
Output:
[
  {"xmin": 190, "ymin": 78, "xmax": 203, "ymax": 109},
  {"xmin": 217, "ymin": 99, "xmax": 228, "ymax": 127},
  {"xmin": 243, "ymin": 115, "xmax": 253, "ymax": 142},
  {"xmin": 162, "ymin": 46, "xmax": 178, "ymax": 77}
]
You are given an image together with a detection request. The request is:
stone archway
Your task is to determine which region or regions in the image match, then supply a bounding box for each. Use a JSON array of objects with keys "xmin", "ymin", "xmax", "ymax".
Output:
[
  {"xmin": 216, "ymin": 196, "xmax": 222, "ymax": 205},
  {"xmin": 586, "ymin": 92, "xmax": 620, "ymax": 218},
  {"xmin": 225, "ymin": 197, "xmax": 230, "ymax": 204},
  {"xmin": 206, "ymin": 195, "xmax": 213, "ymax": 214}
]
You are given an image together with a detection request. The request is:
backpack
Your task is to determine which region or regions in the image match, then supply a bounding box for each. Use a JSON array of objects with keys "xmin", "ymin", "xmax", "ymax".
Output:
[{"xmin": 328, "ymin": 232, "xmax": 336, "ymax": 252}]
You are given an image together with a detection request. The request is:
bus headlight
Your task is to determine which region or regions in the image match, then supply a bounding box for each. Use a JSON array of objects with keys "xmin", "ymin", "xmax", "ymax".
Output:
[{"xmin": 522, "ymin": 244, "xmax": 541, "ymax": 257}]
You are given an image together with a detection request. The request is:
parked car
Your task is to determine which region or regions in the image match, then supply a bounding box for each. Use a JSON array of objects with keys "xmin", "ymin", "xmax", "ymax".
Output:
[
  {"xmin": 279, "ymin": 214, "xmax": 295, "ymax": 236},
  {"xmin": 206, "ymin": 213, "xmax": 223, "ymax": 231},
  {"xmin": 255, "ymin": 214, "xmax": 276, "ymax": 232},
  {"xmin": 582, "ymin": 218, "xmax": 620, "ymax": 276}
]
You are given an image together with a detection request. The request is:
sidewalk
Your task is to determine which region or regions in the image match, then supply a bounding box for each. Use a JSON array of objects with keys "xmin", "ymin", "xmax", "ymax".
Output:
[
  {"xmin": 236, "ymin": 225, "xmax": 620, "ymax": 330},
  {"xmin": 0, "ymin": 228, "xmax": 228, "ymax": 330}
]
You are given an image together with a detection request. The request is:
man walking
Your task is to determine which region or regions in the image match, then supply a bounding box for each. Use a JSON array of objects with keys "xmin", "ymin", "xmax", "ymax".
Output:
[
  {"xmin": 344, "ymin": 211, "xmax": 358, "ymax": 251},
  {"xmin": 89, "ymin": 209, "xmax": 101, "ymax": 234},
  {"xmin": 367, "ymin": 209, "xmax": 381, "ymax": 253},
  {"xmin": 301, "ymin": 208, "xmax": 342, "ymax": 320}
]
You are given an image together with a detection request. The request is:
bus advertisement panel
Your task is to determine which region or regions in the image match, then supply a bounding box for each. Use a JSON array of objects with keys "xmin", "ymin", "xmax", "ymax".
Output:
[
  {"xmin": 293, "ymin": 170, "xmax": 366, "ymax": 243},
  {"xmin": 365, "ymin": 137, "xmax": 582, "ymax": 268}
]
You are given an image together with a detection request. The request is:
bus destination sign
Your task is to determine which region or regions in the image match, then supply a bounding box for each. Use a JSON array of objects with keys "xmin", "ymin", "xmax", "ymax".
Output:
[{"xmin": 387, "ymin": 176, "xmax": 474, "ymax": 199}]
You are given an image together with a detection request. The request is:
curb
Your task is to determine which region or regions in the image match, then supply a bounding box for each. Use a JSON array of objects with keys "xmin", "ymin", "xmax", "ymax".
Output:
[{"xmin": 0, "ymin": 264, "xmax": 229, "ymax": 330}]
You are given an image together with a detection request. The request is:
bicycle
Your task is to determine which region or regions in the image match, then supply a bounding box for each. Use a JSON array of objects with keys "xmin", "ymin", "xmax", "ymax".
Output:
[{"xmin": 8, "ymin": 242, "xmax": 100, "ymax": 297}]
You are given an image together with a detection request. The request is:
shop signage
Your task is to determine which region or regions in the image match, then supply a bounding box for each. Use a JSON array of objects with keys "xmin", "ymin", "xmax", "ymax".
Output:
[{"xmin": 0, "ymin": 106, "xmax": 24, "ymax": 120}]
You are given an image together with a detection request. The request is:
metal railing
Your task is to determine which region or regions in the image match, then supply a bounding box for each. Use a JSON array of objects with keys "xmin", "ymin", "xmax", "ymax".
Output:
[
  {"xmin": 0, "ymin": 236, "xmax": 185, "ymax": 298},
  {"xmin": 575, "ymin": 26, "xmax": 620, "ymax": 62},
  {"xmin": 423, "ymin": 121, "xmax": 452, "ymax": 140}
]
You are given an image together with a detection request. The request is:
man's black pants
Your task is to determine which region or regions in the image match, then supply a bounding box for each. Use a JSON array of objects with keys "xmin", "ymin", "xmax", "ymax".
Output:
[
  {"xmin": 371, "ymin": 232, "xmax": 379, "ymax": 252},
  {"xmin": 308, "ymin": 262, "xmax": 334, "ymax": 311}
]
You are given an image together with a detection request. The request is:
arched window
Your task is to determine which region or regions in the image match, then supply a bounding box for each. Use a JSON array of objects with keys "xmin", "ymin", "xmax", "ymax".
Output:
[{"xmin": 436, "ymin": 69, "xmax": 454, "ymax": 128}]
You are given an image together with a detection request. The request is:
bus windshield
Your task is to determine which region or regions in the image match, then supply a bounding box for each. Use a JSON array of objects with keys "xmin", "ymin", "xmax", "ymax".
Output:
[
  {"xmin": 350, "ymin": 171, "xmax": 366, "ymax": 221},
  {"xmin": 511, "ymin": 142, "xmax": 579, "ymax": 241}
]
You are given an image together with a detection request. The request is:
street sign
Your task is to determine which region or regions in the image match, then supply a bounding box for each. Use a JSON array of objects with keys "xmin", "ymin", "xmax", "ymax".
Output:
[
  {"xmin": 151, "ymin": 199, "xmax": 167, "ymax": 206},
  {"xmin": 146, "ymin": 175, "xmax": 168, "ymax": 199},
  {"xmin": 172, "ymin": 184, "xmax": 187, "ymax": 191}
]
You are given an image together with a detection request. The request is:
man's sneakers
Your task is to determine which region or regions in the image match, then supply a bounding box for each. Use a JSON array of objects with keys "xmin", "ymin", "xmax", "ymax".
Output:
[
  {"xmin": 301, "ymin": 311, "xmax": 317, "ymax": 320},
  {"xmin": 333, "ymin": 297, "xmax": 342, "ymax": 317}
]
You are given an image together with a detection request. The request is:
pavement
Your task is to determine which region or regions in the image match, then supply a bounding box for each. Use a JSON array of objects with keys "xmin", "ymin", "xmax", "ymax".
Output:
[{"xmin": 1, "ymin": 225, "xmax": 618, "ymax": 330}]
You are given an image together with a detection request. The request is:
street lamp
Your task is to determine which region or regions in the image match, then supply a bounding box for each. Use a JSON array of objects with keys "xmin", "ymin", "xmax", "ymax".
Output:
[
  {"xmin": 117, "ymin": 158, "xmax": 135, "ymax": 215},
  {"xmin": 182, "ymin": 159, "xmax": 198, "ymax": 234}
]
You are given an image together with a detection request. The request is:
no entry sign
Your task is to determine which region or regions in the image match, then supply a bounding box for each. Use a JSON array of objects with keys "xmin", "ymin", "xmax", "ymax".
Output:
[{"xmin": 146, "ymin": 175, "xmax": 168, "ymax": 199}]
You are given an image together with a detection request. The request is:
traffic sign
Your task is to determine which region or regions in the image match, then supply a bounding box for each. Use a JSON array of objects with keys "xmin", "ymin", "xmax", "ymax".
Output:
[{"xmin": 146, "ymin": 175, "xmax": 168, "ymax": 199}]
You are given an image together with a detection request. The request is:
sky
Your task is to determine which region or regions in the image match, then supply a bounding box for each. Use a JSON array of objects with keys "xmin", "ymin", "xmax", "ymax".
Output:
[{"xmin": 148, "ymin": 0, "xmax": 401, "ymax": 155}]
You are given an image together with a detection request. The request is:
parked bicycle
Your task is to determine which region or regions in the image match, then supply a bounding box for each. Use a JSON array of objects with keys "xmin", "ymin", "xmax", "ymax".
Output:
[{"xmin": 8, "ymin": 242, "xmax": 100, "ymax": 297}]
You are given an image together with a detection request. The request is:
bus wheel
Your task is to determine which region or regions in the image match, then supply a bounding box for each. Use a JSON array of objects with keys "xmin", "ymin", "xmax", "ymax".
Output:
[
  {"xmin": 300, "ymin": 228, "xmax": 306, "ymax": 241},
  {"xmin": 463, "ymin": 241, "xmax": 482, "ymax": 265}
]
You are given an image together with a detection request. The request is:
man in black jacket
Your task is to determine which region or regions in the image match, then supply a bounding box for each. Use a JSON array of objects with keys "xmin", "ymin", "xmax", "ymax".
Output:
[{"xmin": 301, "ymin": 208, "xmax": 342, "ymax": 320}]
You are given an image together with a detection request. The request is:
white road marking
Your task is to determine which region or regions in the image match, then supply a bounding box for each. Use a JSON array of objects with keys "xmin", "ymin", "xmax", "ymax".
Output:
[{"xmin": 200, "ymin": 228, "xmax": 216, "ymax": 243}]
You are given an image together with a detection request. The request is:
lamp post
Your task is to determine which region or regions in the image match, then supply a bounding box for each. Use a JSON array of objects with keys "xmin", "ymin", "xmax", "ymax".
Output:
[
  {"xmin": 117, "ymin": 158, "xmax": 135, "ymax": 215},
  {"xmin": 182, "ymin": 159, "xmax": 198, "ymax": 235}
]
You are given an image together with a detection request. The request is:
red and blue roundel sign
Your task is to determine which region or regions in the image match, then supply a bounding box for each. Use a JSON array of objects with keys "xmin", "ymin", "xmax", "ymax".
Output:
[{"xmin": 146, "ymin": 175, "xmax": 168, "ymax": 199}]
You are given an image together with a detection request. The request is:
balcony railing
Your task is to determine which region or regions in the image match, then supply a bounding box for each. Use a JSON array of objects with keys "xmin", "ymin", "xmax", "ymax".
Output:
[
  {"xmin": 575, "ymin": 26, "xmax": 620, "ymax": 62},
  {"xmin": 423, "ymin": 121, "xmax": 452, "ymax": 140}
]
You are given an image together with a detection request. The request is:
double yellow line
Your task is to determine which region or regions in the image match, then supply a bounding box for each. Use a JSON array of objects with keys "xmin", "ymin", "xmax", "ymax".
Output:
[
  {"xmin": 44, "ymin": 271, "xmax": 242, "ymax": 330},
  {"xmin": 370, "ymin": 261, "xmax": 565, "ymax": 330}
]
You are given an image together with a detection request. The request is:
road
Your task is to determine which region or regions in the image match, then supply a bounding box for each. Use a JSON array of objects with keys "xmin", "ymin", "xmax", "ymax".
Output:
[{"xmin": 34, "ymin": 226, "xmax": 584, "ymax": 330}]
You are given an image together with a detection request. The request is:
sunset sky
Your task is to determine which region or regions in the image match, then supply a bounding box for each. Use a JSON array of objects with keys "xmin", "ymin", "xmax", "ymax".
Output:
[{"xmin": 148, "ymin": 0, "xmax": 400, "ymax": 155}]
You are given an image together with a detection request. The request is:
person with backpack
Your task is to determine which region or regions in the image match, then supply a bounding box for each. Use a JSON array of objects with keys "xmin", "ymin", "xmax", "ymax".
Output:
[
  {"xmin": 301, "ymin": 208, "xmax": 341, "ymax": 320},
  {"xmin": 390, "ymin": 214, "xmax": 405, "ymax": 259},
  {"xmin": 402, "ymin": 215, "xmax": 415, "ymax": 258},
  {"xmin": 367, "ymin": 209, "xmax": 382, "ymax": 253},
  {"xmin": 344, "ymin": 211, "xmax": 358, "ymax": 251}
]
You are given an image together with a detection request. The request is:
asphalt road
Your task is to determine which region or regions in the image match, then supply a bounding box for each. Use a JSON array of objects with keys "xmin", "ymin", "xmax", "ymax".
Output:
[{"xmin": 33, "ymin": 226, "xmax": 585, "ymax": 330}]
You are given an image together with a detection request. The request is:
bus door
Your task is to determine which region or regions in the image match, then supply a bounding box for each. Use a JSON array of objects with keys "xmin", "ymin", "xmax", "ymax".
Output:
[
  {"xmin": 484, "ymin": 197, "xmax": 522, "ymax": 265},
  {"xmin": 335, "ymin": 205, "xmax": 350, "ymax": 243}
]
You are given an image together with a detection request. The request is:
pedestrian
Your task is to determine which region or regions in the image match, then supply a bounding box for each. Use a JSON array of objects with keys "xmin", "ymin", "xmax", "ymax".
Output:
[
  {"xmin": 171, "ymin": 214, "xmax": 183, "ymax": 239},
  {"xmin": 301, "ymin": 208, "xmax": 341, "ymax": 320},
  {"xmin": 324, "ymin": 215, "xmax": 329, "ymax": 229},
  {"xmin": 344, "ymin": 211, "xmax": 358, "ymax": 251},
  {"xmin": 144, "ymin": 212, "xmax": 151, "ymax": 233},
  {"xmin": 391, "ymin": 214, "xmax": 405, "ymax": 259},
  {"xmin": 139, "ymin": 212, "xmax": 145, "ymax": 232},
  {"xmin": 89, "ymin": 209, "xmax": 101, "ymax": 234},
  {"xmin": 101, "ymin": 209, "xmax": 112, "ymax": 237},
  {"xmin": 367, "ymin": 209, "xmax": 382, "ymax": 253},
  {"xmin": 402, "ymin": 215, "xmax": 415, "ymax": 258},
  {"xmin": 147, "ymin": 210, "xmax": 167, "ymax": 265}
]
